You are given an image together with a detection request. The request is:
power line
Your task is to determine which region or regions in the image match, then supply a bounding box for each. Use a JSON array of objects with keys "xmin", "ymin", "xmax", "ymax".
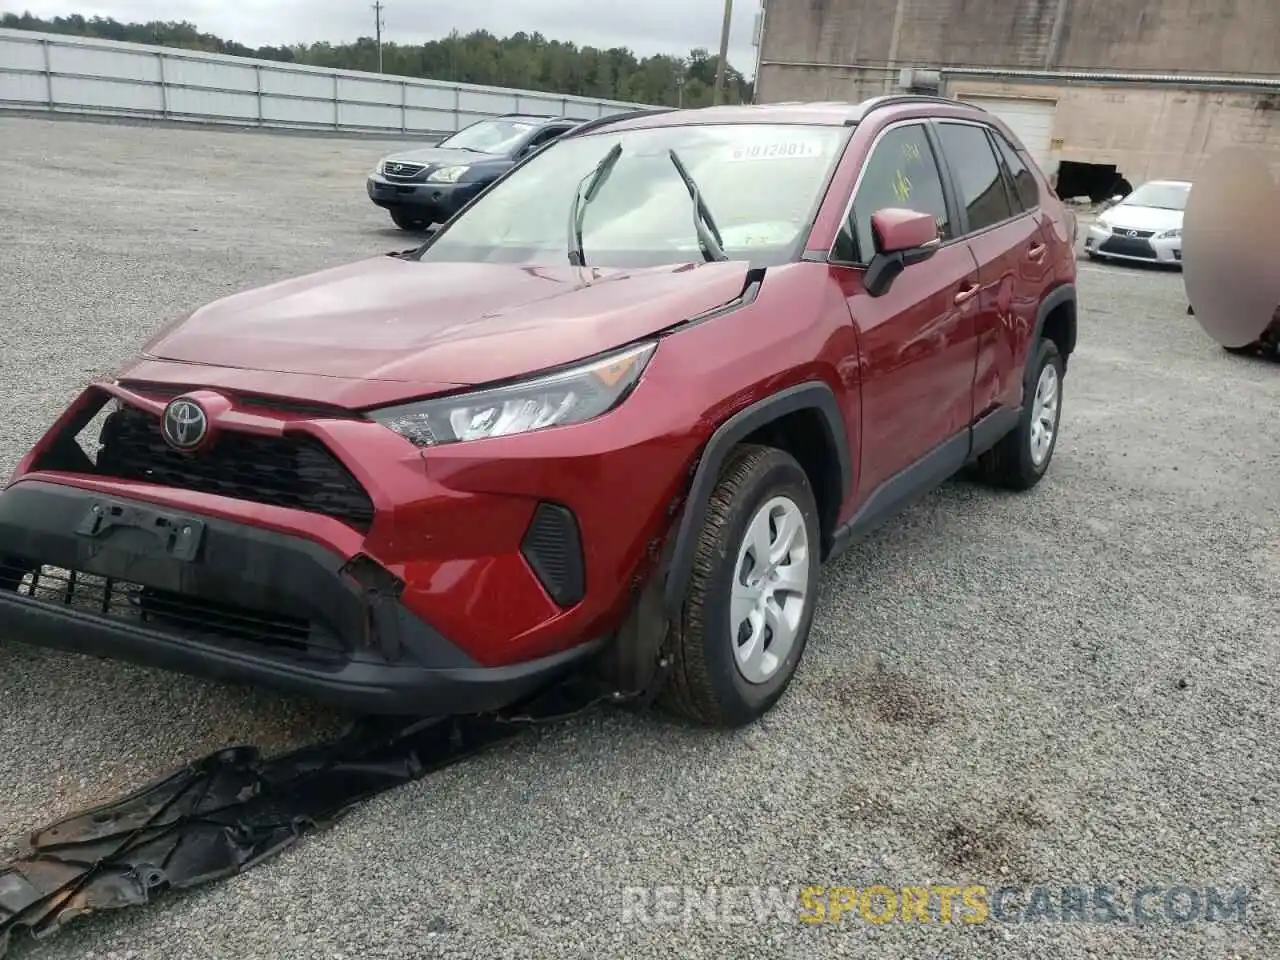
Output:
[{"xmin": 372, "ymin": 1, "xmax": 385, "ymax": 73}]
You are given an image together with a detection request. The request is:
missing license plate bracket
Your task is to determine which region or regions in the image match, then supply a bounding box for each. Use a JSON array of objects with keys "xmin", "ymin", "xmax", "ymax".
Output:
[{"xmin": 74, "ymin": 501, "xmax": 206, "ymax": 562}]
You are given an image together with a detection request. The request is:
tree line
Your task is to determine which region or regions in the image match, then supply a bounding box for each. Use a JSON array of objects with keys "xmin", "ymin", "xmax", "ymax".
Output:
[{"xmin": 1, "ymin": 12, "xmax": 754, "ymax": 107}]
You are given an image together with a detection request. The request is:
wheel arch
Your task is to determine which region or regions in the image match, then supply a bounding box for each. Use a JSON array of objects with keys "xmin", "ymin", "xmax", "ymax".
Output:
[
  {"xmin": 661, "ymin": 382, "xmax": 852, "ymax": 618},
  {"xmin": 1035, "ymin": 282, "xmax": 1077, "ymax": 364}
]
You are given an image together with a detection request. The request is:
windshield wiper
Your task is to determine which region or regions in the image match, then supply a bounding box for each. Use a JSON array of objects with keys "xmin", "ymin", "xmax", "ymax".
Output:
[
  {"xmin": 567, "ymin": 142, "xmax": 623, "ymax": 267},
  {"xmin": 667, "ymin": 149, "xmax": 728, "ymax": 262}
]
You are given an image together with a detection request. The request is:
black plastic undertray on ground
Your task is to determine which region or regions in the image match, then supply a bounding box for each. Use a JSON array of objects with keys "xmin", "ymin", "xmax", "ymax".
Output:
[{"xmin": 0, "ymin": 682, "xmax": 606, "ymax": 957}]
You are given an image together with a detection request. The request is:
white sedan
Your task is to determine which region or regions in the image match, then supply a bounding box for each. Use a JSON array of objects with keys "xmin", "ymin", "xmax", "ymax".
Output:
[{"xmin": 1084, "ymin": 179, "xmax": 1190, "ymax": 267}]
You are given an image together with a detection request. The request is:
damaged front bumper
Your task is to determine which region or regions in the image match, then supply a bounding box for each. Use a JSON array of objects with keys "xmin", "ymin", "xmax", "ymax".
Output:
[{"xmin": 0, "ymin": 480, "xmax": 600, "ymax": 715}]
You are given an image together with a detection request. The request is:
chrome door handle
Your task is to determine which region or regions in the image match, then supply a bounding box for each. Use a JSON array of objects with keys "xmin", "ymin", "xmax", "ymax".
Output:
[{"xmin": 954, "ymin": 283, "xmax": 980, "ymax": 305}]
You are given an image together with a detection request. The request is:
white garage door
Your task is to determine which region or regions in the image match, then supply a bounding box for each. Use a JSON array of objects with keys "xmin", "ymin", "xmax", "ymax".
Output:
[{"xmin": 956, "ymin": 96, "xmax": 1057, "ymax": 172}]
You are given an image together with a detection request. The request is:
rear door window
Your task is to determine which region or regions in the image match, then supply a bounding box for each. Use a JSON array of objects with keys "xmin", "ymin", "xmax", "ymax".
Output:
[
  {"xmin": 934, "ymin": 122, "xmax": 1016, "ymax": 234},
  {"xmin": 833, "ymin": 123, "xmax": 952, "ymax": 264}
]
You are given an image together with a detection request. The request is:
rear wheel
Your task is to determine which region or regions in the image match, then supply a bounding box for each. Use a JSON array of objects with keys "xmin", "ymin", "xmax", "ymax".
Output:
[
  {"xmin": 660, "ymin": 445, "xmax": 821, "ymax": 728},
  {"xmin": 973, "ymin": 338, "xmax": 1065, "ymax": 491},
  {"xmin": 390, "ymin": 209, "xmax": 430, "ymax": 232}
]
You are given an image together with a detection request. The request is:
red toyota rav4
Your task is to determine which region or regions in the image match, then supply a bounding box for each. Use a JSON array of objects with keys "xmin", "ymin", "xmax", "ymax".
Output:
[{"xmin": 0, "ymin": 96, "xmax": 1077, "ymax": 728}]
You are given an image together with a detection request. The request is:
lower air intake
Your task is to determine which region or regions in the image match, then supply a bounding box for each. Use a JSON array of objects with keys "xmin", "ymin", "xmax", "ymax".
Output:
[{"xmin": 519, "ymin": 502, "xmax": 585, "ymax": 608}]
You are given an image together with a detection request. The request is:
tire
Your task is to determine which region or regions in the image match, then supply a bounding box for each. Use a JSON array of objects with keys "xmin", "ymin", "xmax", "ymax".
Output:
[
  {"xmin": 660, "ymin": 444, "xmax": 821, "ymax": 728},
  {"xmin": 973, "ymin": 338, "xmax": 1065, "ymax": 491},
  {"xmin": 390, "ymin": 209, "xmax": 430, "ymax": 232}
]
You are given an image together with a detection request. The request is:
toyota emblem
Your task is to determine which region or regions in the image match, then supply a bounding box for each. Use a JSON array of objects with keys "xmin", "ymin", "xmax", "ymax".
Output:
[{"xmin": 161, "ymin": 397, "xmax": 209, "ymax": 450}]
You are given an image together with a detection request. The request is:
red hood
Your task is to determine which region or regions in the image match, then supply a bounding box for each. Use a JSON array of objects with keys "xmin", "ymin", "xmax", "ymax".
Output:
[{"xmin": 142, "ymin": 256, "xmax": 753, "ymax": 386}]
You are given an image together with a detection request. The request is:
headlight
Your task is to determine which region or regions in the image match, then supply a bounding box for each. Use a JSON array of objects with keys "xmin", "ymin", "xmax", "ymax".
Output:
[
  {"xmin": 1158, "ymin": 228, "xmax": 1181, "ymax": 239},
  {"xmin": 373, "ymin": 158, "xmax": 386, "ymax": 176},
  {"xmin": 367, "ymin": 342, "xmax": 657, "ymax": 447},
  {"xmin": 428, "ymin": 165, "xmax": 470, "ymax": 183}
]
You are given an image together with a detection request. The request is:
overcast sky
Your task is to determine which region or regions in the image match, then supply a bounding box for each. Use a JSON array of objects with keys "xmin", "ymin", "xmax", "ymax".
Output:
[{"xmin": 7, "ymin": 1, "xmax": 762, "ymax": 74}]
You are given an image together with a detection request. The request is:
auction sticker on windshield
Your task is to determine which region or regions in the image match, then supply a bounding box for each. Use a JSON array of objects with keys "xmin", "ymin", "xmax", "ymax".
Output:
[{"xmin": 728, "ymin": 140, "xmax": 826, "ymax": 162}]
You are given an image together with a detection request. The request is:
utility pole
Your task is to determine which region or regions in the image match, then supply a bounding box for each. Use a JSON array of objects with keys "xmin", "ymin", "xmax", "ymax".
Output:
[
  {"xmin": 712, "ymin": 0, "xmax": 733, "ymax": 105},
  {"xmin": 372, "ymin": 0, "xmax": 385, "ymax": 73}
]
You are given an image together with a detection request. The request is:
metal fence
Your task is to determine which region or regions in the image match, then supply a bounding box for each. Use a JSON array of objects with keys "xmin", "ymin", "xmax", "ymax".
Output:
[{"xmin": 0, "ymin": 28, "xmax": 652, "ymax": 136}]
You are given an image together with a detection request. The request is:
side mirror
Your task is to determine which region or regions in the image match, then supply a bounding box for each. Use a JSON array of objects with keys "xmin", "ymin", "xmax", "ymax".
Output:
[{"xmin": 864, "ymin": 208, "xmax": 941, "ymax": 298}]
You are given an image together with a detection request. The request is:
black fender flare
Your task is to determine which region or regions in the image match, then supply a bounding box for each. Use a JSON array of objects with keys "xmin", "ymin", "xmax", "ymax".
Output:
[
  {"xmin": 661, "ymin": 381, "xmax": 852, "ymax": 618},
  {"xmin": 1033, "ymin": 282, "xmax": 1077, "ymax": 360}
]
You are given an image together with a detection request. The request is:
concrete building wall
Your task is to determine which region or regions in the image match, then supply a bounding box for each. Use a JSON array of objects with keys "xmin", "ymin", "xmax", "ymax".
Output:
[
  {"xmin": 946, "ymin": 80, "xmax": 1280, "ymax": 184},
  {"xmin": 753, "ymin": 0, "xmax": 1280, "ymax": 184},
  {"xmin": 757, "ymin": 0, "xmax": 1280, "ymax": 80}
]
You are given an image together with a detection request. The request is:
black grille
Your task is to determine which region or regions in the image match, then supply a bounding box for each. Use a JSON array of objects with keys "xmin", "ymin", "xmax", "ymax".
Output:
[
  {"xmin": 1, "ymin": 560, "xmax": 343, "ymax": 660},
  {"xmin": 93, "ymin": 404, "xmax": 375, "ymax": 531},
  {"xmin": 383, "ymin": 161, "xmax": 427, "ymax": 181},
  {"xmin": 1098, "ymin": 235, "xmax": 1157, "ymax": 259},
  {"xmin": 520, "ymin": 502, "xmax": 585, "ymax": 607}
]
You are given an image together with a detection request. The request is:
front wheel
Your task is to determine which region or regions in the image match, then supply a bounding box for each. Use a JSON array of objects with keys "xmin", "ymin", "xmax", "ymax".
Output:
[
  {"xmin": 973, "ymin": 338, "xmax": 1065, "ymax": 491},
  {"xmin": 660, "ymin": 445, "xmax": 821, "ymax": 728},
  {"xmin": 390, "ymin": 209, "xmax": 430, "ymax": 232}
]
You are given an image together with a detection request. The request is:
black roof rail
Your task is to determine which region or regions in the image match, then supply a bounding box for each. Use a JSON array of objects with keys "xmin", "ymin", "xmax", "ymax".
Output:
[
  {"xmin": 563, "ymin": 107, "xmax": 679, "ymax": 138},
  {"xmin": 844, "ymin": 93, "xmax": 981, "ymax": 125}
]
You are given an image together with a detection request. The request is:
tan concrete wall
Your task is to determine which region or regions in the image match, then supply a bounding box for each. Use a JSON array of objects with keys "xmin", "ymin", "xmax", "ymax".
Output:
[
  {"xmin": 754, "ymin": 63, "xmax": 895, "ymax": 103},
  {"xmin": 947, "ymin": 79, "xmax": 1280, "ymax": 184},
  {"xmin": 757, "ymin": 0, "xmax": 1280, "ymax": 77}
]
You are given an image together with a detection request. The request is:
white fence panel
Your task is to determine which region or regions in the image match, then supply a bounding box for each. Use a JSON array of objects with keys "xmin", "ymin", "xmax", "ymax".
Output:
[
  {"xmin": 0, "ymin": 33, "xmax": 44, "ymax": 71},
  {"xmin": 53, "ymin": 75, "xmax": 162, "ymax": 112},
  {"xmin": 166, "ymin": 57, "xmax": 258, "ymax": 93},
  {"xmin": 261, "ymin": 67, "xmax": 332, "ymax": 100},
  {"xmin": 261, "ymin": 95, "xmax": 332, "ymax": 126},
  {"xmin": 0, "ymin": 71, "xmax": 45, "ymax": 104},
  {"xmin": 340, "ymin": 76, "xmax": 399, "ymax": 104},
  {"xmin": 48, "ymin": 43, "xmax": 159, "ymax": 83},
  {"xmin": 0, "ymin": 27, "xmax": 653, "ymax": 136},
  {"xmin": 405, "ymin": 106, "xmax": 457, "ymax": 132},
  {"xmin": 404, "ymin": 83, "xmax": 456, "ymax": 110},
  {"xmin": 169, "ymin": 87, "xmax": 259, "ymax": 120},
  {"xmin": 339, "ymin": 101, "xmax": 402, "ymax": 129}
]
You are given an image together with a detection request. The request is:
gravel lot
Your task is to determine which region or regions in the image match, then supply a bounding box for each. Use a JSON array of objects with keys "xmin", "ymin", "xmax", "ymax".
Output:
[{"xmin": 1, "ymin": 114, "xmax": 1277, "ymax": 960}]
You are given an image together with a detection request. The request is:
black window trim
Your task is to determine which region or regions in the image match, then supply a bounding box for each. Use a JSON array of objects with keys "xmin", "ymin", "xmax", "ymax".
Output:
[
  {"xmin": 523, "ymin": 124, "xmax": 570, "ymax": 150},
  {"xmin": 987, "ymin": 125, "xmax": 1042, "ymax": 215},
  {"xmin": 826, "ymin": 118, "xmax": 965, "ymax": 269},
  {"xmin": 984, "ymin": 126, "xmax": 1024, "ymax": 218},
  {"xmin": 929, "ymin": 118, "xmax": 1037, "ymax": 241}
]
